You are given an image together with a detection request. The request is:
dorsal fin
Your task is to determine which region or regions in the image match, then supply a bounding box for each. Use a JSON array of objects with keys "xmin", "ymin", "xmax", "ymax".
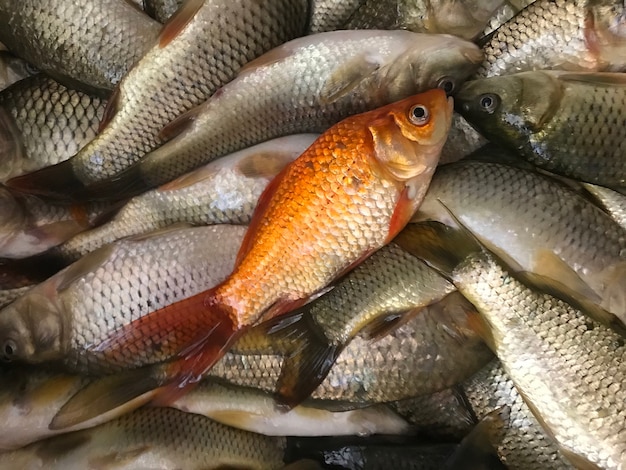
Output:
[{"xmin": 158, "ymin": 0, "xmax": 204, "ymax": 47}]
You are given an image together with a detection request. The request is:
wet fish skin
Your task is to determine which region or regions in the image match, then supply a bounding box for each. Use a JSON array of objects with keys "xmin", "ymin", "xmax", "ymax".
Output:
[
  {"xmin": 265, "ymin": 226, "xmax": 456, "ymax": 406},
  {"xmin": 0, "ymin": 74, "xmax": 105, "ymax": 182},
  {"xmin": 6, "ymin": 0, "xmax": 311, "ymax": 200},
  {"xmin": 210, "ymin": 290, "xmax": 493, "ymax": 404},
  {"xmin": 83, "ymin": 30, "xmax": 481, "ymax": 199},
  {"xmin": 582, "ymin": 182, "xmax": 626, "ymax": 230},
  {"xmin": 462, "ymin": 360, "xmax": 574, "ymax": 470},
  {"xmin": 0, "ymin": 187, "xmax": 107, "ymax": 259},
  {"xmin": 410, "ymin": 221, "xmax": 626, "ymax": 469},
  {"xmin": 456, "ymin": 71, "xmax": 626, "ymax": 190},
  {"xmin": 0, "ymin": 225, "xmax": 247, "ymax": 373},
  {"xmin": 90, "ymin": 89, "xmax": 453, "ymax": 405},
  {"xmin": 54, "ymin": 135, "xmax": 318, "ymax": 263},
  {"xmin": 0, "ymin": 0, "xmax": 161, "ymax": 93},
  {"xmin": 342, "ymin": 0, "xmax": 506, "ymax": 40},
  {"xmin": 308, "ymin": 0, "xmax": 365, "ymax": 33},
  {"xmin": 479, "ymin": 0, "xmax": 535, "ymax": 37},
  {"xmin": 144, "ymin": 0, "xmax": 183, "ymax": 22},
  {"xmin": 414, "ymin": 157, "xmax": 626, "ymax": 328},
  {"xmin": 477, "ymin": 0, "xmax": 626, "ymax": 77},
  {"xmin": 0, "ymin": 407, "xmax": 287, "ymax": 470}
]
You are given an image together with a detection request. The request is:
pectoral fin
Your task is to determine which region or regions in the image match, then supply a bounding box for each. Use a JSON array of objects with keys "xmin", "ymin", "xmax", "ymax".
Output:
[{"xmin": 320, "ymin": 54, "xmax": 383, "ymax": 104}]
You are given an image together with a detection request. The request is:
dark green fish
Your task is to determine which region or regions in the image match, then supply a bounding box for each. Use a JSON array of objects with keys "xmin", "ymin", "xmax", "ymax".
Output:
[{"xmin": 456, "ymin": 71, "xmax": 626, "ymax": 190}]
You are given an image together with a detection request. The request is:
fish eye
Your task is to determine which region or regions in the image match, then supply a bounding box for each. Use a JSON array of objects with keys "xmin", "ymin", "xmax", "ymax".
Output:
[
  {"xmin": 478, "ymin": 93, "xmax": 499, "ymax": 114},
  {"xmin": 409, "ymin": 105, "xmax": 430, "ymax": 126},
  {"xmin": 437, "ymin": 77, "xmax": 456, "ymax": 95},
  {"xmin": 2, "ymin": 339, "xmax": 16, "ymax": 361}
]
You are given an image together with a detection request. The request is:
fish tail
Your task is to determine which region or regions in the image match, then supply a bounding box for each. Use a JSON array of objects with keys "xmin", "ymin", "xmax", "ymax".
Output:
[
  {"xmin": 260, "ymin": 310, "xmax": 341, "ymax": 409},
  {"xmin": 6, "ymin": 160, "xmax": 87, "ymax": 201},
  {"xmin": 79, "ymin": 164, "xmax": 151, "ymax": 202}
]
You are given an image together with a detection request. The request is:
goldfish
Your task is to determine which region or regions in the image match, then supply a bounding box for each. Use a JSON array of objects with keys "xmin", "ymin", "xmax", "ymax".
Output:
[{"xmin": 81, "ymin": 89, "xmax": 453, "ymax": 411}]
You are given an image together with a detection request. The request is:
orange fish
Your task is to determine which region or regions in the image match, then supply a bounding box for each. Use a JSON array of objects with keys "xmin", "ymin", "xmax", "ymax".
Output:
[{"xmin": 62, "ymin": 89, "xmax": 453, "ymax": 424}]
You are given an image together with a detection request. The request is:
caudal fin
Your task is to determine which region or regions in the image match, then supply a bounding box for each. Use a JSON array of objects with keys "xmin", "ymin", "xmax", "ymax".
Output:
[
  {"xmin": 6, "ymin": 160, "xmax": 87, "ymax": 201},
  {"xmin": 88, "ymin": 289, "xmax": 242, "ymax": 404}
]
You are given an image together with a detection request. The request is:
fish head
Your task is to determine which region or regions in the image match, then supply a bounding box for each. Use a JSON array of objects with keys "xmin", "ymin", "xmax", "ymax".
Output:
[
  {"xmin": 0, "ymin": 284, "xmax": 67, "ymax": 365},
  {"xmin": 380, "ymin": 34, "xmax": 483, "ymax": 102},
  {"xmin": 455, "ymin": 72, "xmax": 563, "ymax": 150},
  {"xmin": 420, "ymin": 0, "xmax": 506, "ymax": 39}
]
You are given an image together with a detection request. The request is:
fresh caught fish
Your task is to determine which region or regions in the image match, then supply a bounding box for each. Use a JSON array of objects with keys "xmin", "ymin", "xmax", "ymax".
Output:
[
  {"xmin": 0, "ymin": 74, "xmax": 105, "ymax": 181},
  {"xmin": 456, "ymin": 72, "xmax": 626, "ymax": 190},
  {"xmin": 477, "ymin": 0, "xmax": 626, "ymax": 77},
  {"xmin": 0, "ymin": 51, "xmax": 37, "ymax": 92},
  {"xmin": 0, "ymin": 0, "xmax": 161, "ymax": 93},
  {"xmin": 479, "ymin": 0, "xmax": 535, "ymax": 37},
  {"xmin": 342, "ymin": 0, "xmax": 506, "ymax": 40},
  {"xmin": 0, "ymin": 407, "xmax": 288, "ymax": 469},
  {"xmin": 262, "ymin": 226, "xmax": 456, "ymax": 407},
  {"xmin": 0, "ymin": 187, "xmax": 107, "ymax": 259},
  {"xmin": 439, "ymin": 113, "xmax": 487, "ymax": 164},
  {"xmin": 6, "ymin": 0, "xmax": 310, "ymax": 200},
  {"xmin": 462, "ymin": 360, "xmax": 575, "ymax": 469},
  {"xmin": 308, "ymin": 0, "xmax": 365, "ymax": 33},
  {"xmin": 405, "ymin": 221, "xmax": 626, "ymax": 470},
  {"xmin": 0, "ymin": 224, "xmax": 247, "ymax": 372},
  {"xmin": 582, "ymin": 182, "xmax": 626, "ymax": 230},
  {"xmin": 413, "ymin": 158, "xmax": 626, "ymax": 332},
  {"xmin": 54, "ymin": 135, "xmax": 318, "ymax": 262},
  {"xmin": 0, "ymin": 367, "xmax": 409, "ymax": 450},
  {"xmin": 210, "ymin": 291, "xmax": 492, "ymax": 404},
  {"xmin": 71, "ymin": 90, "xmax": 452, "ymax": 415},
  {"xmin": 73, "ymin": 30, "xmax": 480, "ymax": 200}
]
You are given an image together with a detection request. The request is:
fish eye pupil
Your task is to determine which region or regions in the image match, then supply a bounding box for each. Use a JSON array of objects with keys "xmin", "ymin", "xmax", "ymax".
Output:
[
  {"xmin": 3, "ymin": 340, "xmax": 15, "ymax": 359},
  {"xmin": 409, "ymin": 105, "xmax": 430, "ymax": 126},
  {"xmin": 479, "ymin": 93, "xmax": 498, "ymax": 114},
  {"xmin": 437, "ymin": 77, "xmax": 455, "ymax": 94}
]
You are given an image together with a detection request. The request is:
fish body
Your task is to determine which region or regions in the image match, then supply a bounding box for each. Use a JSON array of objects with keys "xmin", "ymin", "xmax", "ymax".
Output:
[
  {"xmin": 90, "ymin": 90, "xmax": 453, "ymax": 401},
  {"xmin": 0, "ymin": 0, "xmax": 161, "ymax": 93},
  {"xmin": 582, "ymin": 182, "xmax": 626, "ymax": 230},
  {"xmin": 414, "ymin": 158, "xmax": 626, "ymax": 329},
  {"xmin": 0, "ymin": 74, "xmax": 105, "ymax": 181},
  {"xmin": 6, "ymin": 0, "xmax": 310, "ymax": 199},
  {"xmin": 477, "ymin": 0, "xmax": 626, "ymax": 77},
  {"xmin": 308, "ymin": 0, "xmax": 365, "ymax": 33},
  {"xmin": 55, "ymin": 135, "xmax": 317, "ymax": 262},
  {"xmin": 0, "ymin": 407, "xmax": 287, "ymax": 470},
  {"xmin": 42, "ymin": 30, "xmax": 479, "ymax": 201},
  {"xmin": 457, "ymin": 71, "xmax": 626, "ymax": 189},
  {"xmin": 462, "ymin": 360, "xmax": 574, "ymax": 469},
  {"xmin": 144, "ymin": 0, "xmax": 183, "ymax": 22},
  {"xmin": 409, "ymin": 221, "xmax": 626, "ymax": 469},
  {"xmin": 0, "ymin": 51, "xmax": 37, "ymax": 91},
  {"xmin": 480, "ymin": 0, "xmax": 535, "ymax": 36},
  {"xmin": 211, "ymin": 291, "xmax": 492, "ymax": 404},
  {"xmin": 0, "ymin": 225, "xmax": 247, "ymax": 373}
]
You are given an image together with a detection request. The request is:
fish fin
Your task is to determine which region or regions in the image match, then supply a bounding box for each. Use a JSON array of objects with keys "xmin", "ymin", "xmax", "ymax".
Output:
[
  {"xmin": 90, "ymin": 290, "xmax": 241, "ymax": 398},
  {"xmin": 557, "ymin": 448, "xmax": 604, "ymax": 470},
  {"xmin": 319, "ymin": 54, "xmax": 383, "ymax": 105},
  {"xmin": 514, "ymin": 270, "xmax": 626, "ymax": 337},
  {"xmin": 89, "ymin": 199, "xmax": 129, "ymax": 227},
  {"xmin": 158, "ymin": 0, "xmax": 203, "ymax": 47},
  {"xmin": 0, "ymin": 106, "xmax": 25, "ymax": 181},
  {"xmin": 5, "ymin": 161, "xmax": 86, "ymax": 201},
  {"xmin": 444, "ymin": 406, "xmax": 509, "ymax": 470},
  {"xmin": 157, "ymin": 104, "xmax": 203, "ymax": 142},
  {"xmin": 555, "ymin": 72, "xmax": 626, "ymax": 86},
  {"xmin": 474, "ymin": 29, "xmax": 497, "ymax": 49},
  {"xmin": 359, "ymin": 308, "xmax": 423, "ymax": 341},
  {"xmin": 235, "ymin": 150, "xmax": 298, "ymax": 180},
  {"xmin": 122, "ymin": 222, "xmax": 194, "ymax": 242},
  {"xmin": 55, "ymin": 244, "xmax": 116, "ymax": 291},
  {"xmin": 34, "ymin": 432, "xmax": 92, "ymax": 460},
  {"xmin": 237, "ymin": 44, "xmax": 297, "ymax": 76},
  {"xmin": 235, "ymin": 164, "xmax": 290, "ymax": 267},
  {"xmin": 263, "ymin": 295, "xmax": 315, "ymax": 321},
  {"xmin": 393, "ymin": 220, "xmax": 482, "ymax": 279},
  {"xmin": 386, "ymin": 186, "xmax": 416, "ymax": 243},
  {"xmin": 80, "ymin": 165, "xmax": 147, "ymax": 202},
  {"xmin": 85, "ymin": 445, "xmax": 152, "ymax": 469},
  {"xmin": 465, "ymin": 308, "xmax": 497, "ymax": 352},
  {"xmin": 23, "ymin": 220, "xmax": 86, "ymax": 253},
  {"xmin": 98, "ymin": 86, "xmax": 121, "ymax": 133},
  {"xmin": 259, "ymin": 311, "xmax": 341, "ymax": 409},
  {"xmin": 158, "ymin": 163, "xmax": 219, "ymax": 191},
  {"xmin": 49, "ymin": 370, "xmax": 161, "ymax": 430},
  {"xmin": 598, "ymin": 261, "xmax": 626, "ymax": 320}
]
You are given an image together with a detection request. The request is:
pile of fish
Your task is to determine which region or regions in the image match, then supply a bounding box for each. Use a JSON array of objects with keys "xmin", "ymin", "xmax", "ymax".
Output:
[{"xmin": 0, "ymin": 0, "xmax": 625, "ymax": 468}]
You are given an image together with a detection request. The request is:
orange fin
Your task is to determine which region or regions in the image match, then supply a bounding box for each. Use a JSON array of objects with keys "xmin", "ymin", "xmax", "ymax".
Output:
[
  {"xmin": 235, "ymin": 163, "xmax": 291, "ymax": 267},
  {"xmin": 158, "ymin": 0, "xmax": 203, "ymax": 47},
  {"xmin": 98, "ymin": 86, "xmax": 121, "ymax": 133},
  {"xmin": 5, "ymin": 160, "xmax": 86, "ymax": 201},
  {"xmin": 89, "ymin": 289, "xmax": 240, "ymax": 393},
  {"xmin": 386, "ymin": 186, "xmax": 414, "ymax": 243},
  {"xmin": 260, "ymin": 310, "xmax": 341, "ymax": 409},
  {"xmin": 157, "ymin": 104, "xmax": 204, "ymax": 142}
]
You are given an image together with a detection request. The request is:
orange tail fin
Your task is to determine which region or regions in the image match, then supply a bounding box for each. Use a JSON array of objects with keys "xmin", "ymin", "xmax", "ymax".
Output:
[{"xmin": 90, "ymin": 288, "xmax": 241, "ymax": 398}]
